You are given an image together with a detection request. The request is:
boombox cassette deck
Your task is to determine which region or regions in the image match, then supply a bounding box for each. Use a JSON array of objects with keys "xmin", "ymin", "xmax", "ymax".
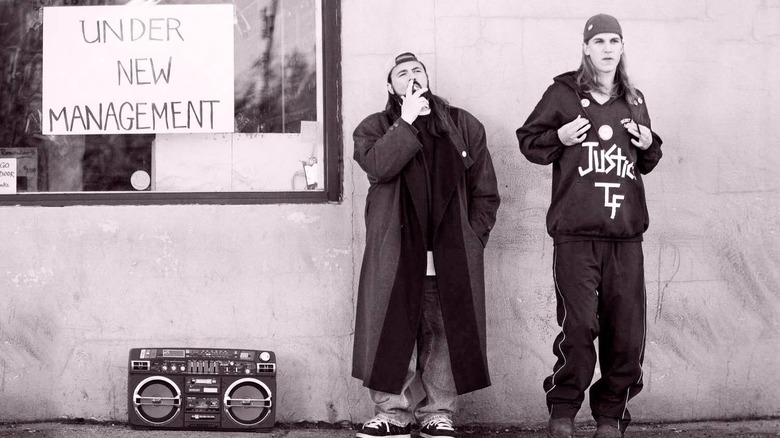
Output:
[{"xmin": 127, "ymin": 347, "xmax": 276, "ymax": 431}]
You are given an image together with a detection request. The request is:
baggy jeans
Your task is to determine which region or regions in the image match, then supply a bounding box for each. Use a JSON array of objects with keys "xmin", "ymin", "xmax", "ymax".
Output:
[{"xmin": 369, "ymin": 277, "xmax": 457, "ymax": 426}]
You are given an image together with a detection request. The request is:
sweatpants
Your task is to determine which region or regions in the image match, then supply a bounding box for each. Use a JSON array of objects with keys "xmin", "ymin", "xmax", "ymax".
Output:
[{"xmin": 545, "ymin": 240, "xmax": 646, "ymax": 430}]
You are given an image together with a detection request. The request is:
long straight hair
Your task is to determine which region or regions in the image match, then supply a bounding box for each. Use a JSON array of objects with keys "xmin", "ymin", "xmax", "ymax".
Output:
[
  {"xmin": 576, "ymin": 49, "xmax": 639, "ymax": 104},
  {"xmin": 384, "ymin": 72, "xmax": 451, "ymax": 138}
]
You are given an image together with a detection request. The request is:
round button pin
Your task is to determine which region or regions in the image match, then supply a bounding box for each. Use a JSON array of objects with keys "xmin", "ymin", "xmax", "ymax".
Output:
[
  {"xmin": 461, "ymin": 151, "xmax": 467, "ymax": 157},
  {"xmin": 598, "ymin": 125, "xmax": 614, "ymax": 141},
  {"xmin": 581, "ymin": 99, "xmax": 590, "ymax": 108}
]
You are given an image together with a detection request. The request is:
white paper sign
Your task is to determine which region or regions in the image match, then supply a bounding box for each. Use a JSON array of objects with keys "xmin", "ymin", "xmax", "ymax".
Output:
[
  {"xmin": 42, "ymin": 4, "xmax": 234, "ymax": 135},
  {"xmin": 0, "ymin": 159, "xmax": 17, "ymax": 194}
]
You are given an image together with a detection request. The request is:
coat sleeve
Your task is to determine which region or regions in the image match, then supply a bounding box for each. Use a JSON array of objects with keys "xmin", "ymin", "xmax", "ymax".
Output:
[
  {"xmin": 461, "ymin": 110, "xmax": 500, "ymax": 248},
  {"xmin": 516, "ymin": 84, "xmax": 568, "ymax": 166},
  {"xmin": 353, "ymin": 113, "xmax": 422, "ymax": 184},
  {"xmin": 634, "ymin": 91, "xmax": 663, "ymax": 175}
]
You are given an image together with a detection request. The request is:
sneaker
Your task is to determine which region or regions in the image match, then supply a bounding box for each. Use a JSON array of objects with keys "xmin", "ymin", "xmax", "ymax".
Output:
[
  {"xmin": 547, "ymin": 417, "xmax": 574, "ymax": 438},
  {"xmin": 419, "ymin": 417, "xmax": 455, "ymax": 438},
  {"xmin": 356, "ymin": 416, "xmax": 411, "ymax": 438}
]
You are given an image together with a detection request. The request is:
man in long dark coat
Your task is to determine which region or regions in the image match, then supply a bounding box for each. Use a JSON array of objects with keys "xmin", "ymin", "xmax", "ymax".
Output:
[{"xmin": 352, "ymin": 52, "xmax": 500, "ymax": 438}]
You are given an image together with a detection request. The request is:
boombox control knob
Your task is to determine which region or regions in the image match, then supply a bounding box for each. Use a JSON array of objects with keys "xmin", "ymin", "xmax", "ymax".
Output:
[
  {"xmin": 162, "ymin": 366, "xmax": 168, "ymax": 371},
  {"xmin": 179, "ymin": 365, "xmax": 186, "ymax": 372},
  {"xmin": 245, "ymin": 369, "xmax": 251, "ymax": 374},
  {"xmin": 260, "ymin": 352, "xmax": 271, "ymax": 362}
]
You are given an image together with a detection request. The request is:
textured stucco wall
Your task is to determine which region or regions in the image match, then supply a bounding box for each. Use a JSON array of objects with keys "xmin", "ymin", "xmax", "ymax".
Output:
[
  {"xmin": 0, "ymin": 205, "xmax": 357, "ymax": 422},
  {"xmin": 343, "ymin": 0, "xmax": 780, "ymax": 424},
  {"xmin": 1, "ymin": 0, "xmax": 779, "ymax": 426}
]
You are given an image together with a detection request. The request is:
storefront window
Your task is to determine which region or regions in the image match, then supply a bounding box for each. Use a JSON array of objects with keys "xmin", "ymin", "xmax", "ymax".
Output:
[{"xmin": 0, "ymin": 0, "xmax": 341, "ymax": 204}]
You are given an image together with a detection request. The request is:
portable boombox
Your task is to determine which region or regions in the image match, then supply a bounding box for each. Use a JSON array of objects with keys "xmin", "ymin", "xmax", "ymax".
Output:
[{"xmin": 127, "ymin": 348, "xmax": 276, "ymax": 431}]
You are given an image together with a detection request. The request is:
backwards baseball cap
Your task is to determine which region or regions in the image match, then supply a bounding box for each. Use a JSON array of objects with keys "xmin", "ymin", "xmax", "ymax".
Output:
[
  {"xmin": 583, "ymin": 14, "xmax": 622, "ymax": 42},
  {"xmin": 394, "ymin": 52, "xmax": 419, "ymax": 65},
  {"xmin": 387, "ymin": 52, "xmax": 426, "ymax": 79}
]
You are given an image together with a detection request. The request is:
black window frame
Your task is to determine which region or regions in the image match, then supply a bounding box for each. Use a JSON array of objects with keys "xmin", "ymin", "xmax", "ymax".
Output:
[{"xmin": 0, "ymin": 0, "xmax": 342, "ymax": 207}]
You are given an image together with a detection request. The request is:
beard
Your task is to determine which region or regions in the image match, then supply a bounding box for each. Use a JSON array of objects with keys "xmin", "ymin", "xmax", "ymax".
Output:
[
  {"xmin": 385, "ymin": 79, "xmax": 450, "ymax": 137},
  {"xmin": 390, "ymin": 79, "xmax": 434, "ymax": 115}
]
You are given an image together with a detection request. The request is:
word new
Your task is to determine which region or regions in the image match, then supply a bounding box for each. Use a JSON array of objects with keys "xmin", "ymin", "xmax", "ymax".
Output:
[{"xmin": 117, "ymin": 57, "xmax": 172, "ymax": 85}]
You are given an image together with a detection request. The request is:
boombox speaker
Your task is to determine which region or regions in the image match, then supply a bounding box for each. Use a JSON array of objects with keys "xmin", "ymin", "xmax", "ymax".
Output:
[{"xmin": 127, "ymin": 348, "xmax": 276, "ymax": 431}]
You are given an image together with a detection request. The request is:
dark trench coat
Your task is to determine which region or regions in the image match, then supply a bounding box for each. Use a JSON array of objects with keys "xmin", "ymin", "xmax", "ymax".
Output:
[{"xmin": 351, "ymin": 106, "xmax": 500, "ymax": 395}]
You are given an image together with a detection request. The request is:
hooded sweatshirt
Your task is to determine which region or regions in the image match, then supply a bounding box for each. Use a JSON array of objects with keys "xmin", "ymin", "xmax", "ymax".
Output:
[{"xmin": 516, "ymin": 71, "xmax": 663, "ymax": 245}]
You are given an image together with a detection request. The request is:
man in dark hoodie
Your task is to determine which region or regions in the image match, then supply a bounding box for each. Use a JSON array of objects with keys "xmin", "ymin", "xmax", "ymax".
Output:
[
  {"xmin": 516, "ymin": 14, "xmax": 663, "ymax": 438},
  {"xmin": 352, "ymin": 52, "xmax": 500, "ymax": 438}
]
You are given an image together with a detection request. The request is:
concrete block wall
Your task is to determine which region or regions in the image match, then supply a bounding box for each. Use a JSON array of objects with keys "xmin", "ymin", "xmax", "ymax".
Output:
[{"xmin": 1, "ymin": 0, "xmax": 778, "ymax": 426}]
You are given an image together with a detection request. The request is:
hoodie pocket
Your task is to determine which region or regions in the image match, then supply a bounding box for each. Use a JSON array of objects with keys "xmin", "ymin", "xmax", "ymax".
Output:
[{"xmin": 549, "ymin": 180, "xmax": 645, "ymax": 237}]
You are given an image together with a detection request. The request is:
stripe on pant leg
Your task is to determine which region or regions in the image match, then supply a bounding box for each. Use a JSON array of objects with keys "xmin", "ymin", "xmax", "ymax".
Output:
[
  {"xmin": 546, "ymin": 249, "xmax": 569, "ymax": 403},
  {"xmin": 619, "ymin": 282, "xmax": 647, "ymax": 428}
]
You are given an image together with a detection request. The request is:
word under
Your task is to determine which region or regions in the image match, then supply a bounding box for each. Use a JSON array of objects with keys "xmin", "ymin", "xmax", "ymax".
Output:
[{"xmin": 80, "ymin": 18, "xmax": 184, "ymax": 43}]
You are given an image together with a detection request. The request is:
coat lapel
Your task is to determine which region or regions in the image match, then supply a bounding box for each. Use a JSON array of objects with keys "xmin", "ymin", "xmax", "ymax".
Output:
[{"xmin": 430, "ymin": 110, "xmax": 473, "ymax": 237}]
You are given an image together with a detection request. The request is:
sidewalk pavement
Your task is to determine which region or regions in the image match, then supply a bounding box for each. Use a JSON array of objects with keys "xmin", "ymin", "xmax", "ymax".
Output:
[{"xmin": 0, "ymin": 419, "xmax": 778, "ymax": 437}]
